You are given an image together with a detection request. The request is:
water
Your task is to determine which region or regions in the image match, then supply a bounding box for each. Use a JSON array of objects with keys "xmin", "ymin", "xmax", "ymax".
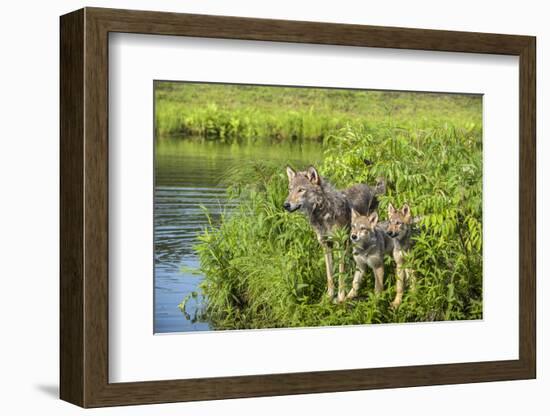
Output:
[{"xmin": 154, "ymin": 139, "xmax": 322, "ymax": 333}]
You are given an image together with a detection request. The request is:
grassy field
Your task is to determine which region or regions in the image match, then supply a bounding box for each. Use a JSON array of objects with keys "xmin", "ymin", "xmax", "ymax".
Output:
[
  {"xmin": 163, "ymin": 82, "xmax": 483, "ymax": 330},
  {"xmin": 155, "ymin": 81, "xmax": 481, "ymax": 144}
]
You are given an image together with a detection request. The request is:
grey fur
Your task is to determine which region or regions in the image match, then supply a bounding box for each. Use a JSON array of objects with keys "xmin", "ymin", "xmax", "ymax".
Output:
[
  {"xmin": 284, "ymin": 167, "xmax": 381, "ymax": 241},
  {"xmin": 347, "ymin": 210, "xmax": 394, "ymax": 299},
  {"xmin": 347, "ymin": 206, "xmax": 416, "ymax": 307},
  {"xmin": 386, "ymin": 203, "xmax": 416, "ymax": 306},
  {"xmin": 284, "ymin": 166, "xmax": 383, "ymax": 301}
]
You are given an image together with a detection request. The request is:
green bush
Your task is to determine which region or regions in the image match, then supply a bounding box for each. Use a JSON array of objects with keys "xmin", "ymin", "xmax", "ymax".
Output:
[{"xmin": 193, "ymin": 118, "xmax": 483, "ymax": 329}]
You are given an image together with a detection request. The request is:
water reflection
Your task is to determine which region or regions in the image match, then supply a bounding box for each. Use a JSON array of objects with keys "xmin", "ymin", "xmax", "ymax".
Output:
[{"xmin": 154, "ymin": 139, "xmax": 322, "ymax": 333}]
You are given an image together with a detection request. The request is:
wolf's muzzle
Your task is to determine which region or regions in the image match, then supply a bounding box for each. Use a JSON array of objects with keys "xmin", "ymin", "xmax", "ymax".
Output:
[{"xmin": 283, "ymin": 202, "xmax": 300, "ymax": 212}]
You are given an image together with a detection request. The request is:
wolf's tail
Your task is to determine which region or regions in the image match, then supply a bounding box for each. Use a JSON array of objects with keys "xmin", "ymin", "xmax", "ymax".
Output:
[{"xmin": 374, "ymin": 178, "xmax": 386, "ymax": 196}]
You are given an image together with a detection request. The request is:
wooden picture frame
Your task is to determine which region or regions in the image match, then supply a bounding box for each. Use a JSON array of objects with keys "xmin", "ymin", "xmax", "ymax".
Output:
[{"xmin": 60, "ymin": 7, "xmax": 536, "ymax": 408}]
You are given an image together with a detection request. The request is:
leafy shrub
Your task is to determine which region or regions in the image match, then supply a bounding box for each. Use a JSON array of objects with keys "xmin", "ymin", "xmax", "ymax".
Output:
[{"xmin": 194, "ymin": 117, "xmax": 483, "ymax": 329}]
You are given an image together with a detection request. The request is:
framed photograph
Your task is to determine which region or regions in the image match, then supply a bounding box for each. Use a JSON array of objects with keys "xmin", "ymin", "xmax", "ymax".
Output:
[{"xmin": 60, "ymin": 7, "xmax": 536, "ymax": 408}]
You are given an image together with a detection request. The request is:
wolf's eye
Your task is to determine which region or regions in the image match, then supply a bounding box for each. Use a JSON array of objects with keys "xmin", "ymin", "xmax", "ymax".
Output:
[
  {"xmin": 298, "ymin": 188, "xmax": 305, "ymax": 193},
  {"xmin": 360, "ymin": 226, "xmax": 367, "ymax": 231}
]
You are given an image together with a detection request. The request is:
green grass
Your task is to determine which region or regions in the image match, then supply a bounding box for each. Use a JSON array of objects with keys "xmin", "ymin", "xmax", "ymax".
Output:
[
  {"xmin": 161, "ymin": 82, "xmax": 483, "ymax": 329},
  {"xmin": 155, "ymin": 82, "xmax": 481, "ymax": 144}
]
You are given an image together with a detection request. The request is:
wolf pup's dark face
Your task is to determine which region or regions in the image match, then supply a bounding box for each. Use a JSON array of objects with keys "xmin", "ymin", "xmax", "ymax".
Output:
[
  {"xmin": 283, "ymin": 166, "xmax": 321, "ymax": 213},
  {"xmin": 350, "ymin": 209, "xmax": 378, "ymax": 244},
  {"xmin": 387, "ymin": 203, "xmax": 412, "ymax": 238}
]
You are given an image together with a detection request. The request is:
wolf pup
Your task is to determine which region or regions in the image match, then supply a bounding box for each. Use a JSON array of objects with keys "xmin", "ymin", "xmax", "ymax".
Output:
[
  {"xmin": 284, "ymin": 166, "xmax": 384, "ymax": 302},
  {"xmin": 386, "ymin": 203, "xmax": 415, "ymax": 307},
  {"xmin": 347, "ymin": 209, "xmax": 394, "ymax": 300}
]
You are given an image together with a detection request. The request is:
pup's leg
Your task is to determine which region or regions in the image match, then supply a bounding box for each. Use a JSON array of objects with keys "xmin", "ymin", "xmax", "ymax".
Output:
[
  {"xmin": 373, "ymin": 264, "xmax": 385, "ymax": 294},
  {"xmin": 391, "ymin": 265, "xmax": 405, "ymax": 308},
  {"xmin": 346, "ymin": 268, "xmax": 364, "ymax": 300},
  {"xmin": 323, "ymin": 245, "xmax": 335, "ymax": 299}
]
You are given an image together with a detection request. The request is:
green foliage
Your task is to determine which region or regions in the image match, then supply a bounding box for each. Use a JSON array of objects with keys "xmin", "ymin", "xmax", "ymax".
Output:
[
  {"xmin": 321, "ymin": 121, "xmax": 483, "ymax": 323},
  {"xmin": 155, "ymin": 82, "xmax": 481, "ymax": 144},
  {"xmin": 193, "ymin": 105, "xmax": 483, "ymax": 328}
]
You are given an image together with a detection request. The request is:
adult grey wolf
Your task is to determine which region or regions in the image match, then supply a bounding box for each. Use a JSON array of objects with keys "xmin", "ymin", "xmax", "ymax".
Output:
[
  {"xmin": 283, "ymin": 166, "xmax": 384, "ymax": 302},
  {"xmin": 348, "ymin": 203, "xmax": 415, "ymax": 307}
]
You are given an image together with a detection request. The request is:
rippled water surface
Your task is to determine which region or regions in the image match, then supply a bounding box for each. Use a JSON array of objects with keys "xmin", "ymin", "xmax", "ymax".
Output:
[{"xmin": 154, "ymin": 139, "xmax": 322, "ymax": 333}]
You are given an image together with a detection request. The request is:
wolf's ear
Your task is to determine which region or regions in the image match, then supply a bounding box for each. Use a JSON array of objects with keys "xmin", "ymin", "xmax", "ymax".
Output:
[
  {"xmin": 401, "ymin": 204, "xmax": 411, "ymax": 219},
  {"xmin": 368, "ymin": 211, "xmax": 379, "ymax": 226},
  {"xmin": 388, "ymin": 203, "xmax": 396, "ymax": 216},
  {"xmin": 306, "ymin": 166, "xmax": 321, "ymax": 185},
  {"xmin": 286, "ymin": 166, "xmax": 296, "ymax": 182},
  {"xmin": 351, "ymin": 208, "xmax": 360, "ymax": 221}
]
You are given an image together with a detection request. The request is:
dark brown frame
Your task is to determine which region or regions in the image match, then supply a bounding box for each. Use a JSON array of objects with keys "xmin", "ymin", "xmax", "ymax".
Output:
[{"xmin": 60, "ymin": 7, "xmax": 536, "ymax": 408}]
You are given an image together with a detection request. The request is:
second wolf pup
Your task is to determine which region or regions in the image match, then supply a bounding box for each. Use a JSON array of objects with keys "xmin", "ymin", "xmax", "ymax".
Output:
[{"xmin": 386, "ymin": 203, "xmax": 415, "ymax": 307}]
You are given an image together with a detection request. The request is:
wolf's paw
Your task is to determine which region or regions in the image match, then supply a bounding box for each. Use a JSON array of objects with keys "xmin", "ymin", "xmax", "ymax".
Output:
[
  {"xmin": 335, "ymin": 293, "xmax": 347, "ymax": 304},
  {"xmin": 390, "ymin": 300, "xmax": 402, "ymax": 309},
  {"xmin": 345, "ymin": 291, "xmax": 357, "ymax": 301}
]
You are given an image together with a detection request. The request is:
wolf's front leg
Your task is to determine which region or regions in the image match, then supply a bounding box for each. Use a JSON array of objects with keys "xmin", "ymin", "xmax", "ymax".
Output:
[
  {"xmin": 346, "ymin": 268, "xmax": 364, "ymax": 300},
  {"xmin": 323, "ymin": 246, "xmax": 335, "ymax": 299},
  {"xmin": 373, "ymin": 264, "xmax": 385, "ymax": 294},
  {"xmin": 337, "ymin": 261, "xmax": 346, "ymax": 303},
  {"xmin": 336, "ymin": 246, "xmax": 349, "ymax": 303}
]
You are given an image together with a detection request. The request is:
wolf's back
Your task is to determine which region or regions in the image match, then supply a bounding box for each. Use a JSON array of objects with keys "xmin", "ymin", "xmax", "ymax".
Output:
[{"xmin": 343, "ymin": 184, "xmax": 379, "ymax": 216}]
